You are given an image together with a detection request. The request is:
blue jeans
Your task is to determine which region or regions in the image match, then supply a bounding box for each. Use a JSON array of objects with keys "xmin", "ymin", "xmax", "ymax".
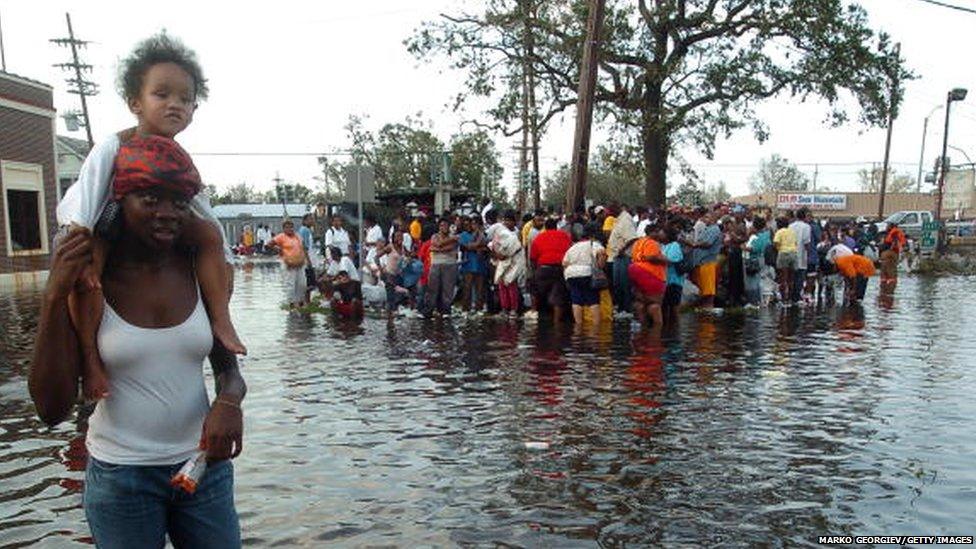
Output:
[
  {"xmin": 611, "ymin": 258, "xmax": 632, "ymax": 312},
  {"xmin": 84, "ymin": 457, "xmax": 240, "ymax": 549}
]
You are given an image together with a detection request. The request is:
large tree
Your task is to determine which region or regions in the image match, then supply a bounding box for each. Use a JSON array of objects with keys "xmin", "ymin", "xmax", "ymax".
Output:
[{"xmin": 409, "ymin": 0, "xmax": 909, "ymax": 207}]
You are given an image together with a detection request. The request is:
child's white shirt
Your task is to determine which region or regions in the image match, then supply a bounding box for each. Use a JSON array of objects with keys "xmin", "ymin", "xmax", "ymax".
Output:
[{"xmin": 56, "ymin": 133, "xmax": 232, "ymax": 261}]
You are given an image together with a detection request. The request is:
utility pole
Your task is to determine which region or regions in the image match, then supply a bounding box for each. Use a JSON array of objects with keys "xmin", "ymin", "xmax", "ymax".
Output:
[
  {"xmin": 878, "ymin": 43, "xmax": 900, "ymax": 220},
  {"xmin": 0, "ymin": 10, "xmax": 7, "ymax": 72},
  {"xmin": 812, "ymin": 164, "xmax": 819, "ymax": 191},
  {"xmin": 50, "ymin": 13, "xmax": 98, "ymax": 149},
  {"xmin": 566, "ymin": 0, "xmax": 606, "ymax": 214}
]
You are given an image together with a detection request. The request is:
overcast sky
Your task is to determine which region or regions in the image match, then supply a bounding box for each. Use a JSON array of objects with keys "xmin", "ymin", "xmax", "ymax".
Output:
[{"xmin": 2, "ymin": 0, "xmax": 975, "ymax": 199}]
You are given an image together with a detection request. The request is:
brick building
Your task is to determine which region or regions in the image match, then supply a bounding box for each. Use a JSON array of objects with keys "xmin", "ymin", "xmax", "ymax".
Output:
[{"xmin": 0, "ymin": 71, "xmax": 58, "ymax": 288}]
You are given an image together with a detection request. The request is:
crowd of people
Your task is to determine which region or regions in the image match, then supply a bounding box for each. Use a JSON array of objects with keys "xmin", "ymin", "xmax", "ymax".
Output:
[{"xmin": 265, "ymin": 200, "xmax": 910, "ymax": 327}]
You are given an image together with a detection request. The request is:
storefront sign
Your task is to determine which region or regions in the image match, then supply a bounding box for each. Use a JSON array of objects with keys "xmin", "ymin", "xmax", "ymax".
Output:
[{"xmin": 776, "ymin": 193, "xmax": 847, "ymax": 210}]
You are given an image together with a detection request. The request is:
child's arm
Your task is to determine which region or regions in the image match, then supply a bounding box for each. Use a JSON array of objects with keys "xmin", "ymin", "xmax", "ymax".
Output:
[{"xmin": 186, "ymin": 217, "xmax": 246, "ymax": 355}]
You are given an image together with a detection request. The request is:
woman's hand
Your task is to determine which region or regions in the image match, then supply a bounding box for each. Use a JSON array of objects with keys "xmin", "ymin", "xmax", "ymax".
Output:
[
  {"xmin": 47, "ymin": 226, "xmax": 93, "ymax": 300},
  {"xmin": 200, "ymin": 399, "xmax": 243, "ymax": 462}
]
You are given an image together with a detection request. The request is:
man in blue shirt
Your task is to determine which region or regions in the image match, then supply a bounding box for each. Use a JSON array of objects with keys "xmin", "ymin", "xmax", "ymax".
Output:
[
  {"xmin": 298, "ymin": 214, "xmax": 316, "ymax": 302},
  {"xmin": 689, "ymin": 210, "xmax": 722, "ymax": 308}
]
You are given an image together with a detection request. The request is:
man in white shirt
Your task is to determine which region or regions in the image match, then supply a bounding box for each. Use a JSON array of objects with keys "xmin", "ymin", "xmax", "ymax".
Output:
[
  {"xmin": 324, "ymin": 216, "xmax": 351, "ymax": 256},
  {"xmin": 256, "ymin": 224, "xmax": 271, "ymax": 253},
  {"xmin": 788, "ymin": 208, "xmax": 812, "ymax": 303},
  {"xmin": 364, "ymin": 214, "xmax": 384, "ymax": 248}
]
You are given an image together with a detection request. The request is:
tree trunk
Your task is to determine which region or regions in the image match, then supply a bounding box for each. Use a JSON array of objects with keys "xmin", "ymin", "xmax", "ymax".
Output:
[{"xmin": 642, "ymin": 123, "xmax": 669, "ymax": 208}]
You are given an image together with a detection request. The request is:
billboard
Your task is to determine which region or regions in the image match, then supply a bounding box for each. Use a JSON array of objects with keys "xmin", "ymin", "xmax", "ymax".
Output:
[{"xmin": 776, "ymin": 193, "xmax": 847, "ymax": 210}]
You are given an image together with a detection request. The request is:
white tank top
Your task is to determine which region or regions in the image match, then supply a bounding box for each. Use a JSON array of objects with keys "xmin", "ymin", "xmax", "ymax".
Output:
[{"xmin": 86, "ymin": 289, "xmax": 213, "ymax": 465}]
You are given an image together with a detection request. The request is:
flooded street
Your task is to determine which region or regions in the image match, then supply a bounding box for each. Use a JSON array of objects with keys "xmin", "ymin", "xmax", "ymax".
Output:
[{"xmin": 2, "ymin": 267, "xmax": 974, "ymax": 546}]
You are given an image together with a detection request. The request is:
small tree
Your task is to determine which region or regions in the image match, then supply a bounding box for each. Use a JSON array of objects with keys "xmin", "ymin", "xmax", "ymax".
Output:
[
  {"xmin": 542, "ymin": 145, "xmax": 645, "ymax": 209},
  {"xmin": 449, "ymin": 130, "xmax": 503, "ymax": 194},
  {"xmin": 858, "ymin": 168, "xmax": 914, "ymax": 193},
  {"xmin": 670, "ymin": 181, "xmax": 705, "ymax": 207},
  {"xmin": 220, "ymin": 182, "xmax": 258, "ymax": 204},
  {"xmin": 703, "ymin": 181, "xmax": 731, "ymax": 204},
  {"xmin": 749, "ymin": 155, "xmax": 809, "ymax": 194}
]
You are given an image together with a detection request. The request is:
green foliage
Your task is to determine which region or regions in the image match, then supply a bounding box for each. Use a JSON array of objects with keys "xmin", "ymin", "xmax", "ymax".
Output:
[
  {"xmin": 270, "ymin": 183, "xmax": 314, "ymax": 204},
  {"xmin": 858, "ymin": 167, "xmax": 915, "ymax": 193},
  {"xmin": 211, "ymin": 182, "xmax": 259, "ymax": 204},
  {"xmin": 450, "ymin": 130, "xmax": 503, "ymax": 194},
  {"xmin": 409, "ymin": 0, "xmax": 911, "ymax": 206},
  {"xmin": 749, "ymin": 154, "xmax": 810, "ymax": 194},
  {"xmin": 670, "ymin": 181, "xmax": 705, "ymax": 207},
  {"xmin": 345, "ymin": 113, "xmax": 444, "ymax": 191},
  {"xmin": 671, "ymin": 180, "xmax": 731, "ymax": 206},
  {"xmin": 316, "ymin": 155, "xmax": 347, "ymax": 202},
  {"xmin": 542, "ymin": 145, "xmax": 645, "ymax": 208},
  {"xmin": 343, "ymin": 114, "xmax": 503, "ymax": 196}
]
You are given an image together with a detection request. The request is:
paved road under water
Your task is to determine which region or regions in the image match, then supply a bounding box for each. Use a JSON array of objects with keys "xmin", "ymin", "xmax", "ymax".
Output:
[{"xmin": 1, "ymin": 267, "xmax": 974, "ymax": 546}]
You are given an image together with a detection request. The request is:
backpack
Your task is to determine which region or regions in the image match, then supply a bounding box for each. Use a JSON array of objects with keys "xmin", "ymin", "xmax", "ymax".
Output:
[{"xmin": 764, "ymin": 237, "xmax": 778, "ymax": 267}]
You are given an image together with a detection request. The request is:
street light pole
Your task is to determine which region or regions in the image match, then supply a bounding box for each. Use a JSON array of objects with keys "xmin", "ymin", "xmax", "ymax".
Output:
[
  {"xmin": 917, "ymin": 105, "xmax": 942, "ymax": 192},
  {"xmin": 936, "ymin": 88, "xmax": 968, "ymax": 252}
]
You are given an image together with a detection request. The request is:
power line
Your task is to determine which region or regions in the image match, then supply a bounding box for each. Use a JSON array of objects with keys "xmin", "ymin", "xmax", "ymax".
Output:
[{"xmin": 911, "ymin": 0, "xmax": 976, "ymax": 14}]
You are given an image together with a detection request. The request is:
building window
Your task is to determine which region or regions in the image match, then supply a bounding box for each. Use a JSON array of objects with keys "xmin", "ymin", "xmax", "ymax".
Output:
[
  {"xmin": 2, "ymin": 161, "xmax": 49, "ymax": 256},
  {"xmin": 7, "ymin": 190, "xmax": 42, "ymax": 250}
]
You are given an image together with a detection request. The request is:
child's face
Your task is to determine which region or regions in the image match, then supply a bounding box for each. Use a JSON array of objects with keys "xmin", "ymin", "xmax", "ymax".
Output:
[{"xmin": 129, "ymin": 62, "xmax": 196, "ymax": 138}]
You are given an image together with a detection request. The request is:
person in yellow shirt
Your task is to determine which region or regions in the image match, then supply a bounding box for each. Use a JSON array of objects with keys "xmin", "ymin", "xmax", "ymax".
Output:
[
  {"xmin": 773, "ymin": 216, "xmax": 798, "ymax": 304},
  {"xmin": 409, "ymin": 214, "xmax": 423, "ymax": 242},
  {"xmin": 242, "ymin": 225, "xmax": 255, "ymax": 251},
  {"xmin": 602, "ymin": 211, "xmax": 617, "ymax": 235}
]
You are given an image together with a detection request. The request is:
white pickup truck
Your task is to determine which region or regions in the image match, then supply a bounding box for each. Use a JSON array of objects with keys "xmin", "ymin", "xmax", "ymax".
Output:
[
  {"xmin": 874, "ymin": 211, "xmax": 975, "ymax": 239},
  {"xmin": 873, "ymin": 211, "xmax": 933, "ymax": 239}
]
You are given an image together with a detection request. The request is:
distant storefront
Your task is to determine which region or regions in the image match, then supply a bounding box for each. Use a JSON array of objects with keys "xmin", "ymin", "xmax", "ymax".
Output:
[{"xmin": 733, "ymin": 191, "xmax": 937, "ymax": 219}]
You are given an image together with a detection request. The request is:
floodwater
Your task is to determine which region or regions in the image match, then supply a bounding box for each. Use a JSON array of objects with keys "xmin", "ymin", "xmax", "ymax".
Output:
[{"xmin": 1, "ymin": 266, "xmax": 974, "ymax": 547}]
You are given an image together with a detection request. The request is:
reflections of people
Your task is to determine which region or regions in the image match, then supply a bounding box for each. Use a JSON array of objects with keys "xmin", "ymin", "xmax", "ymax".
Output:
[{"xmin": 29, "ymin": 136, "xmax": 245, "ymax": 547}]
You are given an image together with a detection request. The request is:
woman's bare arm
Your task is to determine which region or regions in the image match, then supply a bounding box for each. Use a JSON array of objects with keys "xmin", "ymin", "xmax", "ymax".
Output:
[{"xmin": 29, "ymin": 228, "xmax": 92, "ymax": 426}]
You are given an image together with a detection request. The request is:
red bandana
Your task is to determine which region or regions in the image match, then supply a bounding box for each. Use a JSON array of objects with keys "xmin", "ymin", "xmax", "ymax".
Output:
[{"xmin": 112, "ymin": 134, "xmax": 202, "ymax": 200}]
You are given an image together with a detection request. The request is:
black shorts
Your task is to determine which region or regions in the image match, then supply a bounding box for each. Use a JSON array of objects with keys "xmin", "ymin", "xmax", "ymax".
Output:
[
  {"xmin": 664, "ymin": 283, "xmax": 683, "ymax": 307},
  {"xmin": 534, "ymin": 265, "xmax": 568, "ymax": 308}
]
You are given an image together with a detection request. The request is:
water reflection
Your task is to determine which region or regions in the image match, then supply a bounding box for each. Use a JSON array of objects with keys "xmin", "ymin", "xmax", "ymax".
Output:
[{"xmin": 1, "ymin": 273, "xmax": 975, "ymax": 546}]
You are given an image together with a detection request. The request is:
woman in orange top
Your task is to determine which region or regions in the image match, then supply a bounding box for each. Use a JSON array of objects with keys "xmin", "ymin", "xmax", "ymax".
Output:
[{"xmin": 627, "ymin": 225, "xmax": 668, "ymax": 327}]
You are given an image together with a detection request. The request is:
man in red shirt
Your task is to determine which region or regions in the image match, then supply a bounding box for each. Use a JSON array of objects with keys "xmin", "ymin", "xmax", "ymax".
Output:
[{"xmin": 529, "ymin": 217, "xmax": 572, "ymax": 320}]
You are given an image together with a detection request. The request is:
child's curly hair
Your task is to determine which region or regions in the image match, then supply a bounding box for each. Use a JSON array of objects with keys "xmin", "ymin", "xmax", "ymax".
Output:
[{"xmin": 117, "ymin": 31, "xmax": 208, "ymax": 102}]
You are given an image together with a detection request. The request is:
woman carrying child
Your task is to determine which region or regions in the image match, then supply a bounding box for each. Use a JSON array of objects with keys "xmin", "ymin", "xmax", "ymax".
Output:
[{"xmin": 56, "ymin": 33, "xmax": 245, "ymax": 401}]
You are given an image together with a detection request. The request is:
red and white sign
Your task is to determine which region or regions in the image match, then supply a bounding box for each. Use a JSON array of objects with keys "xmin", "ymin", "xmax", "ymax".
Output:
[{"xmin": 777, "ymin": 193, "xmax": 847, "ymax": 210}]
